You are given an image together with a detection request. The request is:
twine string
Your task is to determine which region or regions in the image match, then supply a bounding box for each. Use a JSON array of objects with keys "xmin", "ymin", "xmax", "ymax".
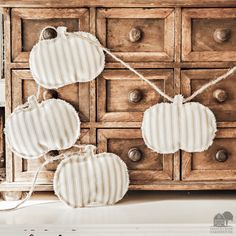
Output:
[
  {"xmin": 0, "ymin": 155, "xmax": 63, "ymax": 211},
  {"xmin": 37, "ymin": 26, "xmax": 236, "ymax": 103},
  {"xmin": 184, "ymin": 66, "xmax": 236, "ymax": 103},
  {"xmin": 2, "ymin": 27, "xmax": 235, "ymax": 211},
  {"xmin": 71, "ymin": 31, "xmax": 236, "ymax": 103},
  {"xmin": 0, "ymin": 145, "xmax": 91, "ymax": 211}
]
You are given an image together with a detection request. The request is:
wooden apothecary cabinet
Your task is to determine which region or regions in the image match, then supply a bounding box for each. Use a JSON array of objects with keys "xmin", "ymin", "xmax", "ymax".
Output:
[{"xmin": 1, "ymin": 0, "xmax": 236, "ymax": 198}]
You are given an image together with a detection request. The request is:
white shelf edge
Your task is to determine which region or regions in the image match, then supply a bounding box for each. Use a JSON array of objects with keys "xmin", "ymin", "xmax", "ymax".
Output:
[{"xmin": 0, "ymin": 78, "xmax": 5, "ymax": 107}]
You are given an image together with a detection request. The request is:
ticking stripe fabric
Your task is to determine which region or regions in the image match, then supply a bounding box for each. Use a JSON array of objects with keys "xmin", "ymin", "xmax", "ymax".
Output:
[
  {"xmin": 141, "ymin": 95, "xmax": 217, "ymax": 154},
  {"xmin": 5, "ymin": 96, "xmax": 80, "ymax": 159},
  {"xmin": 29, "ymin": 27, "xmax": 105, "ymax": 89},
  {"xmin": 54, "ymin": 151, "xmax": 129, "ymax": 208}
]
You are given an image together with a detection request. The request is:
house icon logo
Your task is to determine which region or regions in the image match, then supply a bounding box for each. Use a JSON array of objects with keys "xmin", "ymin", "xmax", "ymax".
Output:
[{"xmin": 210, "ymin": 211, "xmax": 233, "ymax": 233}]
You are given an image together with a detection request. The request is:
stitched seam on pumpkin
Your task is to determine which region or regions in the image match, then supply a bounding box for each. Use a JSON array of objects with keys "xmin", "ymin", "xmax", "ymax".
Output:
[{"xmin": 4, "ymin": 97, "xmax": 81, "ymax": 159}]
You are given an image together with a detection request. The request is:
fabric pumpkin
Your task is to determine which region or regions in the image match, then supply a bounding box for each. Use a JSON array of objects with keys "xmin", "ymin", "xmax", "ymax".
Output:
[
  {"xmin": 141, "ymin": 95, "xmax": 217, "ymax": 154},
  {"xmin": 54, "ymin": 145, "xmax": 129, "ymax": 208},
  {"xmin": 29, "ymin": 26, "xmax": 105, "ymax": 89},
  {"xmin": 5, "ymin": 96, "xmax": 80, "ymax": 159}
]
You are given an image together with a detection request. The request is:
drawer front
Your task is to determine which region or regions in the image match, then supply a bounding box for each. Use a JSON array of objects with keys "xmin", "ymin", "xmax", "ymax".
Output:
[
  {"xmin": 14, "ymin": 129, "xmax": 92, "ymax": 183},
  {"xmin": 11, "ymin": 71, "xmax": 92, "ymax": 183},
  {"xmin": 181, "ymin": 69, "xmax": 236, "ymax": 122},
  {"xmin": 182, "ymin": 8, "xmax": 236, "ymax": 62},
  {"xmin": 97, "ymin": 8, "xmax": 174, "ymax": 62},
  {"xmin": 97, "ymin": 129, "xmax": 173, "ymax": 185},
  {"xmin": 182, "ymin": 128, "xmax": 236, "ymax": 181},
  {"xmin": 11, "ymin": 8, "xmax": 89, "ymax": 62},
  {"xmin": 11, "ymin": 70, "xmax": 90, "ymax": 122},
  {"xmin": 97, "ymin": 69, "xmax": 174, "ymax": 122}
]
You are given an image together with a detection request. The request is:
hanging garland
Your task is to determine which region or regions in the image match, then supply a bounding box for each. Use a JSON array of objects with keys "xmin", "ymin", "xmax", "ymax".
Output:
[{"xmin": 2, "ymin": 26, "xmax": 236, "ymax": 210}]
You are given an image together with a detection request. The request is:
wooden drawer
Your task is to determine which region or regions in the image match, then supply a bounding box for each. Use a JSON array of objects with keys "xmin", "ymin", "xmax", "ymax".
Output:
[
  {"xmin": 11, "ymin": 8, "xmax": 89, "ymax": 62},
  {"xmin": 11, "ymin": 70, "xmax": 90, "ymax": 122},
  {"xmin": 97, "ymin": 69, "xmax": 174, "ymax": 122},
  {"xmin": 182, "ymin": 8, "xmax": 236, "ymax": 62},
  {"xmin": 182, "ymin": 128, "xmax": 236, "ymax": 181},
  {"xmin": 14, "ymin": 129, "xmax": 92, "ymax": 183},
  {"xmin": 97, "ymin": 8, "xmax": 175, "ymax": 62},
  {"xmin": 97, "ymin": 129, "xmax": 174, "ymax": 185},
  {"xmin": 181, "ymin": 69, "xmax": 236, "ymax": 122},
  {"xmin": 10, "ymin": 70, "xmax": 93, "ymax": 183}
]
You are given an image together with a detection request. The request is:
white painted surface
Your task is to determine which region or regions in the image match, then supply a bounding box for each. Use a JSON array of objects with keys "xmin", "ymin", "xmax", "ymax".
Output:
[
  {"xmin": 0, "ymin": 191, "xmax": 235, "ymax": 235},
  {"xmin": 0, "ymin": 79, "xmax": 4, "ymax": 107}
]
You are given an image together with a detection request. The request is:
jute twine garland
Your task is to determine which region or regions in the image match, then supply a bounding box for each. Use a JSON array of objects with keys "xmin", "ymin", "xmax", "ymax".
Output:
[
  {"xmin": 37, "ymin": 26, "xmax": 236, "ymax": 103},
  {"xmin": 0, "ymin": 145, "xmax": 94, "ymax": 211},
  {"xmin": 1, "ymin": 26, "xmax": 236, "ymax": 211},
  {"xmin": 72, "ymin": 30, "xmax": 236, "ymax": 103}
]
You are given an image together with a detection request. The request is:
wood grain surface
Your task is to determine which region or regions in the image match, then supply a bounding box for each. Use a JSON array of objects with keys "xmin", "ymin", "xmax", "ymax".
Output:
[{"xmin": 1, "ymin": 4, "xmax": 236, "ymax": 193}]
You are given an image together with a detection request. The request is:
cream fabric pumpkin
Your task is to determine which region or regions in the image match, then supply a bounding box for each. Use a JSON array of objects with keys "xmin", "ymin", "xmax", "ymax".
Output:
[
  {"xmin": 5, "ymin": 96, "xmax": 80, "ymax": 159},
  {"xmin": 54, "ymin": 145, "xmax": 129, "ymax": 208},
  {"xmin": 29, "ymin": 27, "xmax": 105, "ymax": 89},
  {"xmin": 141, "ymin": 95, "xmax": 217, "ymax": 154}
]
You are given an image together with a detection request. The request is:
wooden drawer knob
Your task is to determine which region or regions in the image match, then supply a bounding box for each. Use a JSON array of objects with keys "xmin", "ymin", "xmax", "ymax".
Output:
[
  {"xmin": 44, "ymin": 150, "xmax": 60, "ymax": 161},
  {"xmin": 47, "ymin": 150, "xmax": 60, "ymax": 157},
  {"xmin": 42, "ymin": 28, "xmax": 57, "ymax": 40},
  {"xmin": 213, "ymin": 89, "xmax": 227, "ymax": 103},
  {"xmin": 129, "ymin": 27, "xmax": 142, "ymax": 43},
  {"xmin": 128, "ymin": 148, "xmax": 142, "ymax": 162},
  {"xmin": 43, "ymin": 90, "xmax": 59, "ymax": 100},
  {"xmin": 213, "ymin": 28, "xmax": 231, "ymax": 43},
  {"xmin": 128, "ymin": 89, "xmax": 142, "ymax": 103},
  {"xmin": 215, "ymin": 149, "xmax": 228, "ymax": 162}
]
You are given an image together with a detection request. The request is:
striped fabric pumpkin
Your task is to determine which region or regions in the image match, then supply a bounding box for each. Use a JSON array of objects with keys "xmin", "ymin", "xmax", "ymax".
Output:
[
  {"xmin": 29, "ymin": 27, "xmax": 105, "ymax": 89},
  {"xmin": 54, "ymin": 147, "xmax": 129, "ymax": 208},
  {"xmin": 141, "ymin": 95, "xmax": 217, "ymax": 154},
  {"xmin": 5, "ymin": 96, "xmax": 80, "ymax": 159}
]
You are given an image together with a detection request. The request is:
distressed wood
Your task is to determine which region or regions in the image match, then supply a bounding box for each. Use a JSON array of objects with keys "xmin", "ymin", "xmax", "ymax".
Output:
[
  {"xmin": 97, "ymin": 129, "xmax": 174, "ymax": 183},
  {"xmin": 10, "ymin": 70, "xmax": 93, "ymax": 183},
  {"xmin": 97, "ymin": 69, "xmax": 174, "ymax": 122},
  {"xmin": 181, "ymin": 69, "xmax": 236, "ymax": 123},
  {"xmin": 182, "ymin": 8, "xmax": 236, "ymax": 62},
  {"xmin": 174, "ymin": 68, "xmax": 181, "ymax": 181},
  {"xmin": 2, "ymin": 181, "xmax": 236, "ymax": 191},
  {"xmin": 11, "ymin": 8, "xmax": 89, "ymax": 62},
  {"xmin": 3, "ymin": 8, "xmax": 13, "ymax": 183},
  {"xmin": 13, "ymin": 128, "xmax": 93, "ymax": 183},
  {"xmin": 182, "ymin": 128, "xmax": 236, "ymax": 181},
  {"xmin": 1, "ymin": 4, "xmax": 236, "ymax": 191},
  {"xmin": 6, "ymin": 61, "xmax": 236, "ymax": 70},
  {"xmin": 97, "ymin": 8, "xmax": 175, "ymax": 62},
  {"xmin": 1, "ymin": 0, "xmax": 236, "ymax": 8}
]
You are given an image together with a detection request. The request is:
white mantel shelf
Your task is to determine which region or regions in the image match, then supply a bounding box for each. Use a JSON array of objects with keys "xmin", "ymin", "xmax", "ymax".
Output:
[{"xmin": 0, "ymin": 191, "xmax": 235, "ymax": 235}]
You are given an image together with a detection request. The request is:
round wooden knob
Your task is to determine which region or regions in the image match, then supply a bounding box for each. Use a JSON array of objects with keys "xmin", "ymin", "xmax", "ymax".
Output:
[
  {"xmin": 215, "ymin": 149, "xmax": 228, "ymax": 162},
  {"xmin": 44, "ymin": 150, "xmax": 60, "ymax": 171},
  {"xmin": 128, "ymin": 148, "xmax": 142, "ymax": 162},
  {"xmin": 213, "ymin": 89, "xmax": 227, "ymax": 103},
  {"xmin": 128, "ymin": 89, "xmax": 142, "ymax": 103},
  {"xmin": 42, "ymin": 28, "xmax": 57, "ymax": 40},
  {"xmin": 213, "ymin": 28, "xmax": 231, "ymax": 43},
  {"xmin": 43, "ymin": 90, "xmax": 58, "ymax": 100},
  {"xmin": 129, "ymin": 27, "xmax": 142, "ymax": 43},
  {"xmin": 47, "ymin": 150, "xmax": 59, "ymax": 157}
]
